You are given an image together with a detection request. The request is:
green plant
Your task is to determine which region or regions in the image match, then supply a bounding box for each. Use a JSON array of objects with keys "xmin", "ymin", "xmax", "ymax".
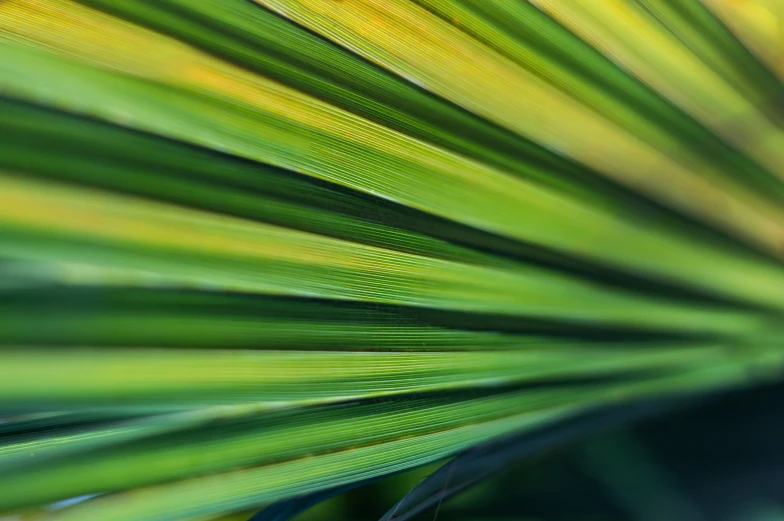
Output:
[{"xmin": 0, "ymin": 1, "xmax": 783, "ymax": 520}]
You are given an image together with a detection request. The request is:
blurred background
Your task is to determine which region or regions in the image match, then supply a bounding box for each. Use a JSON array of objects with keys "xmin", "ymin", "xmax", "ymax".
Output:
[{"xmin": 282, "ymin": 381, "xmax": 784, "ymax": 521}]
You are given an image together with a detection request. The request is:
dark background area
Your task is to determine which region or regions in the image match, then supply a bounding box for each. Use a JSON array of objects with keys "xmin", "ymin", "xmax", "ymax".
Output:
[{"xmin": 292, "ymin": 380, "xmax": 784, "ymax": 521}]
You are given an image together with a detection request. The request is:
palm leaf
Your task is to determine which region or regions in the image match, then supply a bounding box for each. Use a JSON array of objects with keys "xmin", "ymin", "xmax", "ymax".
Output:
[{"xmin": 0, "ymin": 1, "xmax": 783, "ymax": 520}]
